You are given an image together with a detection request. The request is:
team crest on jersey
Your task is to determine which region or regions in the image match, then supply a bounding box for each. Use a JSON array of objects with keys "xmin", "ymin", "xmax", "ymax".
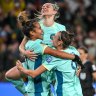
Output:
[{"xmin": 46, "ymin": 55, "xmax": 52, "ymax": 63}]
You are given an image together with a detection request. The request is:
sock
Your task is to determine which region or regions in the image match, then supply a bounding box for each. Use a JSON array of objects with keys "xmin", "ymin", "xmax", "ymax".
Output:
[{"xmin": 6, "ymin": 77, "xmax": 27, "ymax": 95}]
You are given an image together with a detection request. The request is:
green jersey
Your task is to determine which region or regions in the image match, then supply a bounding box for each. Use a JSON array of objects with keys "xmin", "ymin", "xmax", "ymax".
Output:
[
  {"xmin": 39, "ymin": 21, "xmax": 66, "ymax": 46},
  {"xmin": 25, "ymin": 21, "xmax": 66, "ymax": 95},
  {"xmin": 23, "ymin": 39, "xmax": 51, "ymax": 94},
  {"xmin": 43, "ymin": 46, "xmax": 83, "ymax": 96}
]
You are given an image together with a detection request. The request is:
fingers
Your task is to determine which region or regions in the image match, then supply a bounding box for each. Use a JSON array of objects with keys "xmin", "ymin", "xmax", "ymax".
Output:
[
  {"xmin": 28, "ymin": 54, "xmax": 38, "ymax": 58},
  {"xmin": 26, "ymin": 50, "xmax": 35, "ymax": 55},
  {"xmin": 25, "ymin": 50, "xmax": 38, "ymax": 61},
  {"xmin": 16, "ymin": 60, "xmax": 22, "ymax": 66},
  {"xmin": 76, "ymin": 67, "xmax": 81, "ymax": 76},
  {"xmin": 29, "ymin": 57, "xmax": 37, "ymax": 60},
  {"xmin": 16, "ymin": 60, "xmax": 22, "ymax": 70}
]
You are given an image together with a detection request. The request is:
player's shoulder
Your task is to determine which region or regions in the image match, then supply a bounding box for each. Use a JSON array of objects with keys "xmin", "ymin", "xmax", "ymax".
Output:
[
  {"xmin": 35, "ymin": 39, "xmax": 42, "ymax": 43},
  {"xmin": 69, "ymin": 46, "xmax": 79, "ymax": 56},
  {"xmin": 26, "ymin": 40, "xmax": 34, "ymax": 46},
  {"xmin": 55, "ymin": 22, "xmax": 66, "ymax": 31},
  {"xmin": 27, "ymin": 39, "xmax": 42, "ymax": 46},
  {"xmin": 64, "ymin": 46, "xmax": 79, "ymax": 56},
  {"xmin": 55, "ymin": 22, "xmax": 65, "ymax": 27}
]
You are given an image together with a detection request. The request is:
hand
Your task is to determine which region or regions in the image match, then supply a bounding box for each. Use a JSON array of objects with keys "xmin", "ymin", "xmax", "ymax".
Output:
[
  {"xmin": 16, "ymin": 60, "xmax": 28, "ymax": 75},
  {"xmin": 16, "ymin": 60, "xmax": 24, "ymax": 71},
  {"xmin": 24, "ymin": 50, "xmax": 38, "ymax": 61},
  {"xmin": 73, "ymin": 55, "xmax": 85, "ymax": 69},
  {"xmin": 76, "ymin": 67, "xmax": 81, "ymax": 76}
]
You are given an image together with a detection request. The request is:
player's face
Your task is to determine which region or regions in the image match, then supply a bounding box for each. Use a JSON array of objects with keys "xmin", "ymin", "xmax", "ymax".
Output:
[
  {"xmin": 41, "ymin": 3, "xmax": 57, "ymax": 16},
  {"xmin": 52, "ymin": 32, "xmax": 62, "ymax": 48},
  {"xmin": 30, "ymin": 23, "xmax": 43, "ymax": 40}
]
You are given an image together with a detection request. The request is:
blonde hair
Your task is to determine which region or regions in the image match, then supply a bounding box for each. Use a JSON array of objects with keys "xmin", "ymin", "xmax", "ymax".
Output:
[
  {"xmin": 17, "ymin": 3, "xmax": 59, "ymax": 27},
  {"xmin": 17, "ymin": 11, "xmax": 31, "ymax": 24},
  {"xmin": 34, "ymin": 3, "xmax": 60, "ymax": 20}
]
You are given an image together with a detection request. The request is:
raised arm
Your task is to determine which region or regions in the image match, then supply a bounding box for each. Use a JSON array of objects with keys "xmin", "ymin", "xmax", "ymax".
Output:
[
  {"xmin": 19, "ymin": 36, "xmax": 28, "ymax": 55},
  {"xmin": 19, "ymin": 36, "xmax": 37, "ymax": 60}
]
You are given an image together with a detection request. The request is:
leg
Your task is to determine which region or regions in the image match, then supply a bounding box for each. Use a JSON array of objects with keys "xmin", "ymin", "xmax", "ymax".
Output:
[
  {"xmin": 5, "ymin": 65, "xmax": 27, "ymax": 95},
  {"xmin": 5, "ymin": 66, "xmax": 22, "ymax": 79}
]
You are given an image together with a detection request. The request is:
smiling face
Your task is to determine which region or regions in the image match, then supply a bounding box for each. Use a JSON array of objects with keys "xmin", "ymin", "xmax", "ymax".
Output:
[
  {"xmin": 41, "ymin": 3, "xmax": 57, "ymax": 16},
  {"xmin": 22, "ymin": 22, "xmax": 43, "ymax": 40},
  {"xmin": 30, "ymin": 22, "xmax": 43, "ymax": 40}
]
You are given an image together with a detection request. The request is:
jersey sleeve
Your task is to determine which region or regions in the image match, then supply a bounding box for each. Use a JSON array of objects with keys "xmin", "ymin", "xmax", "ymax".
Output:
[
  {"xmin": 34, "ymin": 44, "xmax": 47, "ymax": 55},
  {"xmin": 29, "ymin": 40, "xmax": 48, "ymax": 55},
  {"xmin": 42, "ymin": 55, "xmax": 61, "ymax": 71},
  {"xmin": 56, "ymin": 23, "xmax": 66, "ymax": 31}
]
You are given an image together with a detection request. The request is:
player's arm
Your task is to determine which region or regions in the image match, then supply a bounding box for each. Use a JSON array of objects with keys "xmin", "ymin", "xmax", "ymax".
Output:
[
  {"xmin": 19, "ymin": 36, "xmax": 37, "ymax": 60},
  {"xmin": 19, "ymin": 36, "xmax": 28, "ymax": 55},
  {"xmin": 43, "ymin": 46, "xmax": 84, "ymax": 69},
  {"xmin": 44, "ymin": 47, "xmax": 74, "ymax": 59},
  {"xmin": 16, "ymin": 60, "xmax": 47, "ymax": 78}
]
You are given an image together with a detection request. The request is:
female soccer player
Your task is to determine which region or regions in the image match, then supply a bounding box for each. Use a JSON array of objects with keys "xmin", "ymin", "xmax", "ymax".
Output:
[
  {"xmin": 17, "ymin": 30, "xmax": 83, "ymax": 96},
  {"xmin": 5, "ymin": 3, "xmax": 82, "ymax": 96},
  {"xmin": 19, "ymin": 3, "xmax": 75, "ymax": 60}
]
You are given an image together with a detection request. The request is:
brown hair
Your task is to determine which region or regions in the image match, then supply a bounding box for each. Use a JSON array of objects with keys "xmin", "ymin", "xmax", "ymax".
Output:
[
  {"xmin": 60, "ymin": 31, "xmax": 75, "ymax": 48},
  {"xmin": 78, "ymin": 46, "xmax": 88, "ymax": 53}
]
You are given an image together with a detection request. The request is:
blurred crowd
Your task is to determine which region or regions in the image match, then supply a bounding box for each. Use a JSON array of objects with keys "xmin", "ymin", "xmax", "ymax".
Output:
[{"xmin": 0, "ymin": 0, "xmax": 96, "ymax": 82}]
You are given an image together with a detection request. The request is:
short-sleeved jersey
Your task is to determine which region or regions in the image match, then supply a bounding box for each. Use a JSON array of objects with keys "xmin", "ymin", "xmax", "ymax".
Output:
[
  {"xmin": 43, "ymin": 46, "xmax": 83, "ymax": 96},
  {"xmin": 24, "ymin": 39, "xmax": 51, "ymax": 93},
  {"xmin": 25, "ymin": 21, "xmax": 66, "ymax": 94},
  {"xmin": 39, "ymin": 20, "xmax": 66, "ymax": 83},
  {"xmin": 39, "ymin": 21, "xmax": 66, "ymax": 46},
  {"xmin": 25, "ymin": 39, "xmax": 46, "ymax": 55}
]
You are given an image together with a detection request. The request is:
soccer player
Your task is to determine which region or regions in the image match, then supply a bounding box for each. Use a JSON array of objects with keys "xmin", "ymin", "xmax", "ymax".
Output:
[
  {"xmin": 5, "ymin": 3, "xmax": 83, "ymax": 96},
  {"xmin": 17, "ymin": 31, "xmax": 83, "ymax": 96},
  {"xmin": 18, "ymin": 3, "xmax": 74, "ymax": 59},
  {"xmin": 6, "ymin": 20, "xmax": 82, "ymax": 96}
]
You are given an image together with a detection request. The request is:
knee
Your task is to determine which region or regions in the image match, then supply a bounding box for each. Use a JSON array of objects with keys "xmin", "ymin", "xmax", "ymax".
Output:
[{"xmin": 5, "ymin": 71, "xmax": 10, "ymax": 79}]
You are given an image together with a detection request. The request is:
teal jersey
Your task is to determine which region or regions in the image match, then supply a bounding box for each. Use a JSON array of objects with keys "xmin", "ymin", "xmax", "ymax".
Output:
[
  {"xmin": 25, "ymin": 39, "xmax": 46, "ymax": 55},
  {"xmin": 39, "ymin": 21, "xmax": 66, "ymax": 46},
  {"xmin": 25, "ymin": 21, "xmax": 66, "ymax": 95},
  {"xmin": 23, "ymin": 39, "xmax": 51, "ymax": 93},
  {"xmin": 43, "ymin": 46, "xmax": 83, "ymax": 96},
  {"xmin": 39, "ymin": 20, "xmax": 66, "ymax": 83}
]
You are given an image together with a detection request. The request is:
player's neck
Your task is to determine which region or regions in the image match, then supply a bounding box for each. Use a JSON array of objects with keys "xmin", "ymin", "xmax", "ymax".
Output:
[
  {"xmin": 30, "ymin": 37, "xmax": 37, "ymax": 41},
  {"xmin": 43, "ymin": 16, "xmax": 54, "ymax": 27}
]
